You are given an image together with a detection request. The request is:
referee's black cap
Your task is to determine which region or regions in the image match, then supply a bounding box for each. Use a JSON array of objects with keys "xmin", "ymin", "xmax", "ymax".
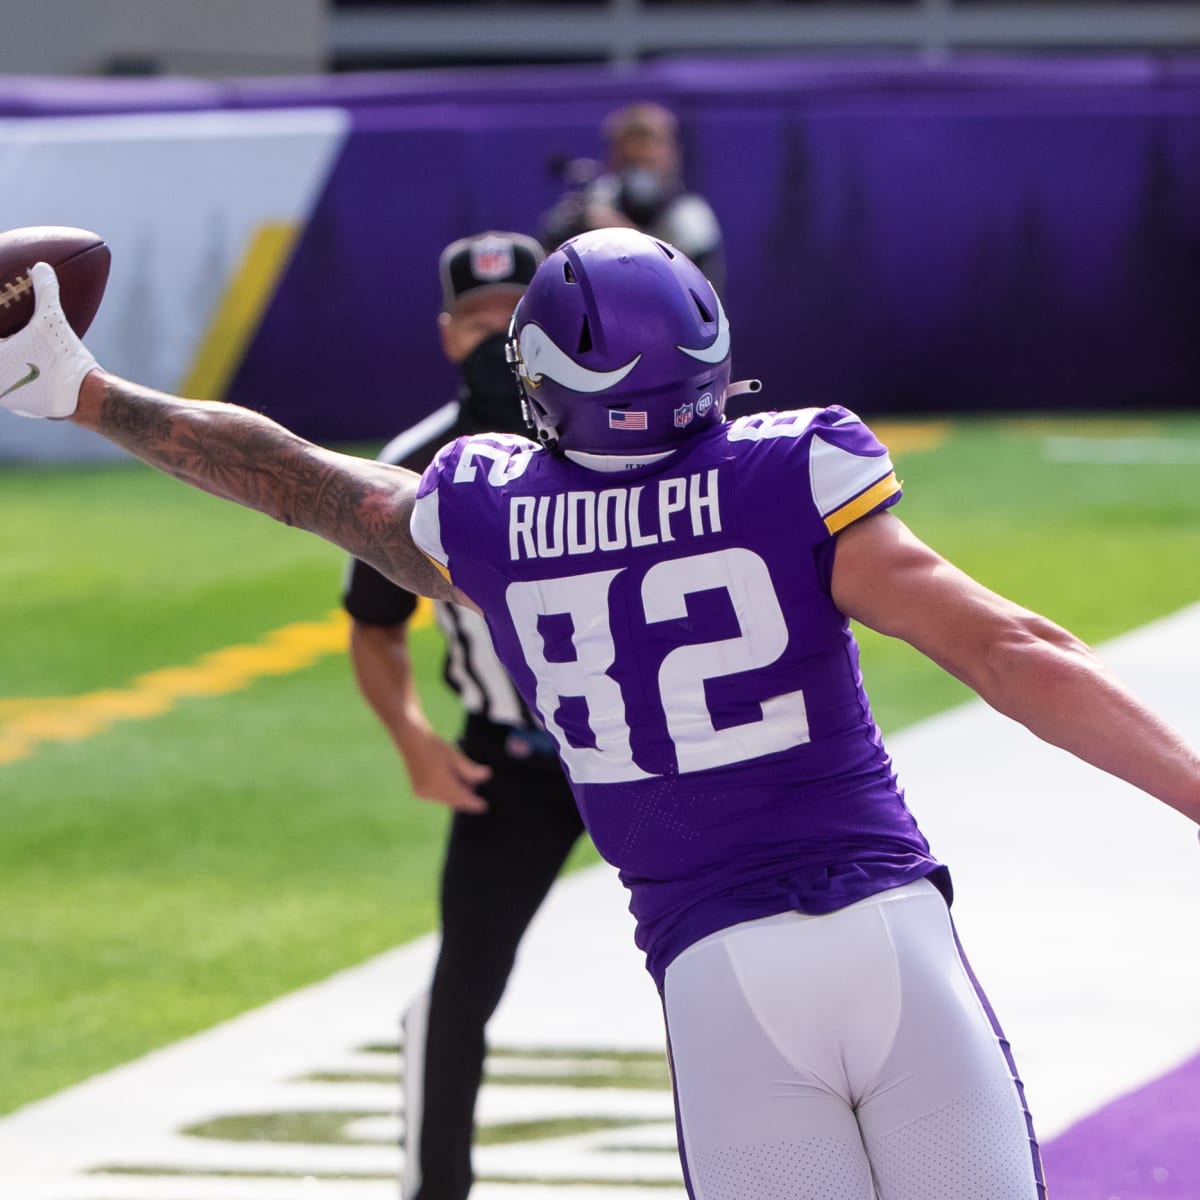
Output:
[{"xmin": 439, "ymin": 231, "xmax": 544, "ymax": 313}]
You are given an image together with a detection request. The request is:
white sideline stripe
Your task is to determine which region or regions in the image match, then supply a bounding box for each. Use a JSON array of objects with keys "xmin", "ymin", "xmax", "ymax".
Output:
[
  {"xmin": 1043, "ymin": 436, "xmax": 1200, "ymax": 464},
  {"xmin": 1, "ymin": 604, "xmax": 1199, "ymax": 1196},
  {"xmin": 901, "ymin": 599, "xmax": 1200, "ymax": 1140}
]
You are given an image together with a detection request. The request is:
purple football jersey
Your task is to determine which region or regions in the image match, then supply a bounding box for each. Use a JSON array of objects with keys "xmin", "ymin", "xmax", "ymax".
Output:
[{"xmin": 412, "ymin": 406, "xmax": 951, "ymax": 986}]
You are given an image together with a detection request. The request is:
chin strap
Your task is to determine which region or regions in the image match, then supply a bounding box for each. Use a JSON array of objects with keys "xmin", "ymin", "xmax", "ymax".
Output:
[
  {"xmin": 725, "ymin": 379, "xmax": 763, "ymax": 401},
  {"xmin": 520, "ymin": 395, "xmax": 560, "ymax": 454}
]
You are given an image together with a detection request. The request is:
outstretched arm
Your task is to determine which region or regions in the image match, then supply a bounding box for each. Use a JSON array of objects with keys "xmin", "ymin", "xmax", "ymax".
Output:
[
  {"xmin": 0, "ymin": 261, "xmax": 460, "ymax": 602},
  {"xmin": 832, "ymin": 512, "xmax": 1200, "ymax": 826},
  {"xmin": 71, "ymin": 370, "xmax": 457, "ymax": 603}
]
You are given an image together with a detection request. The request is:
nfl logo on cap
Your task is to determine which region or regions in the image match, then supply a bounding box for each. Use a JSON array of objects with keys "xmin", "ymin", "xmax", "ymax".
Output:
[
  {"xmin": 471, "ymin": 237, "xmax": 515, "ymax": 282},
  {"xmin": 439, "ymin": 231, "xmax": 543, "ymax": 312},
  {"xmin": 674, "ymin": 402, "xmax": 694, "ymax": 428}
]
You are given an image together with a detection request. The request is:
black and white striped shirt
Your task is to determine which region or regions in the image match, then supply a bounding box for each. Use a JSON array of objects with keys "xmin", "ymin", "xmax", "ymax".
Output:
[{"xmin": 341, "ymin": 402, "xmax": 541, "ymax": 740}]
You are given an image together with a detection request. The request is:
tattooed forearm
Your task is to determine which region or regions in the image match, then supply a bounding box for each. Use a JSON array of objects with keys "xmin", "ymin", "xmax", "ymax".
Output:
[{"xmin": 72, "ymin": 371, "xmax": 456, "ymax": 601}]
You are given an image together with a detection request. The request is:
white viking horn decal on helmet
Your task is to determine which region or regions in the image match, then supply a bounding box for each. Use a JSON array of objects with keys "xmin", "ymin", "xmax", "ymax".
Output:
[
  {"xmin": 676, "ymin": 295, "xmax": 730, "ymax": 365},
  {"xmin": 518, "ymin": 323, "xmax": 641, "ymax": 394}
]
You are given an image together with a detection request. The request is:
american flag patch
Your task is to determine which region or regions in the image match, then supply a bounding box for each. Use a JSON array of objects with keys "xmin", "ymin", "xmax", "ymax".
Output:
[{"xmin": 609, "ymin": 410, "xmax": 648, "ymax": 430}]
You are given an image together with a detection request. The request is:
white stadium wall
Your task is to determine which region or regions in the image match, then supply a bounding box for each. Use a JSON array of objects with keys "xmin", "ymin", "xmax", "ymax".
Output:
[
  {"xmin": 3, "ymin": 58, "xmax": 1199, "ymax": 461},
  {"xmin": 0, "ymin": 108, "xmax": 348, "ymax": 461},
  {"xmin": 0, "ymin": 1, "xmax": 325, "ymax": 77}
]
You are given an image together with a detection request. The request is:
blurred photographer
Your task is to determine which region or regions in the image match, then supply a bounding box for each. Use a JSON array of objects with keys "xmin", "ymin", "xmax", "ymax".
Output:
[{"xmin": 539, "ymin": 101, "xmax": 725, "ymax": 289}]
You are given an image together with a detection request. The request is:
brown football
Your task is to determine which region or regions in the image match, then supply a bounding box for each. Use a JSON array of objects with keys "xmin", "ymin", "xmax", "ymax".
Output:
[{"xmin": 0, "ymin": 225, "xmax": 111, "ymax": 340}]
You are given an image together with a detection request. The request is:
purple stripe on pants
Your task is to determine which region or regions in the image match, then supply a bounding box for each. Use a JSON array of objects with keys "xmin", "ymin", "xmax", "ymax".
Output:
[{"xmin": 953, "ymin": 923, "xmax": 1049, "ymax": 1200}]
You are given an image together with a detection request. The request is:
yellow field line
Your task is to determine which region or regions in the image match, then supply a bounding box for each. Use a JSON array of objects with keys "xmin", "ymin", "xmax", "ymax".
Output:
[
  {"xmin": 0, "ymin": 612, "xmax": 347, "ymax": 767},
  {"xmin": 0, "ymin": 599, "xmax": 434, "ymax": 768},
  {"xmin": 869, "ymin": 420, "xmax": 949, "ymax": 455}
]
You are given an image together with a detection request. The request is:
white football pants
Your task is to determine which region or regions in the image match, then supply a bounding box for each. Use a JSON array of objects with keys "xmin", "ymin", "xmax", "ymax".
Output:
[{"xmin": 662, "ymin": 879, "xmax": 1046, "ymax": 1200}]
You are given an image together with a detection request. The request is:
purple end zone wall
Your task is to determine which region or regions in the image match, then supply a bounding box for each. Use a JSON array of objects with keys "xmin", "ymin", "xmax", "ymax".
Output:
[{"xmin": 4, "ymin": 56, "xmax": 1200, "ymax": 443}]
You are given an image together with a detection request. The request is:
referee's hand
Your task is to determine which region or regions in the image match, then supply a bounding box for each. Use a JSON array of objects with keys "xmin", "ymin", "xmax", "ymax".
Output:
[{"xmin": 402, "ymin": 727, "xmax": 492, "ymax": 814}]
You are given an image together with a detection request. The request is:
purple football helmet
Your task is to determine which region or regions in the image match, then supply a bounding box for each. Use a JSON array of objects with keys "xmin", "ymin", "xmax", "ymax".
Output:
[{"xmin": 506, "ymin": 228, "xmax": 731, "ymax": 456}]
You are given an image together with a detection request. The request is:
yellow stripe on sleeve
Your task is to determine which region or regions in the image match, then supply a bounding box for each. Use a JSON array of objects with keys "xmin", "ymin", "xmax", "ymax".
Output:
[
  {"xmin": 823, "ymin": 472, "xmax": 902, "ymax": 534},
  {"xmin": 426, "ymin": 554, "xmax": 452, "ymax": 583}
]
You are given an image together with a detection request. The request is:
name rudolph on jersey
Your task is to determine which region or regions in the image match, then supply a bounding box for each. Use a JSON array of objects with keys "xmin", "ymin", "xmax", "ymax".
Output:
[{"xmin": 509, "ymin": 468, "xmax": 721, "ymax": 561}]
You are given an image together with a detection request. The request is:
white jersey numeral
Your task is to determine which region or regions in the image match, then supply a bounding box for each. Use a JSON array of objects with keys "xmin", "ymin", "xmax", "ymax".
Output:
[
  {"xmin": 727, "ymin": 410, "xmax": 825, "ymax": 441},
  {"xmin": 643, "ymin": 548, "xmax": 808, "ymax": 772},
  {"xmin": 506, "ymin": 571, "xmax": 650, "ymax": 784},
  {"xmin": 453, "ymin": 439, "xmax": 533, "ymax": 486},
  {"xmin": 505, "ymin": 547, "xmax": 809, "ymax": 782}
]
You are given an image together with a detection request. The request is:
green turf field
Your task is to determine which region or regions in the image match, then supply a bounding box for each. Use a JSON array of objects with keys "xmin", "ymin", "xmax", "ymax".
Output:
[{"xmin": 2, "ymin": 412, "xmax": 1199, "ymax": 1116}]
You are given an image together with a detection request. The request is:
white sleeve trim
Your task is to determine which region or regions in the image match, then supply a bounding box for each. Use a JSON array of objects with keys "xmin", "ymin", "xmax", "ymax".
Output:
[
  {"xmin": 809, "ymin": 434, "xmax": 895, "ymax": 519},
  {"xmin": 410, "ymin": 487, "xmax": 448, "ymax": 568}
]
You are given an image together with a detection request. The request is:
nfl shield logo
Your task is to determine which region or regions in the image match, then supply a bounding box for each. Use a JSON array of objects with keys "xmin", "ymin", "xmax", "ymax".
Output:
[
  {"xmin": 471, "ymin": 237, "xmax": 514, "ymax": 282},
  {"xmin": 674, "ymin": 402, "xmax": 694, "ymax": 428}
]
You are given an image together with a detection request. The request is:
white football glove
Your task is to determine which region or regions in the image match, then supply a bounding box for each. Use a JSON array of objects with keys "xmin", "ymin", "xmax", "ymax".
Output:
[{"xmin": 0, "ymin": 261, "xmax": 98, "ymax": 419}]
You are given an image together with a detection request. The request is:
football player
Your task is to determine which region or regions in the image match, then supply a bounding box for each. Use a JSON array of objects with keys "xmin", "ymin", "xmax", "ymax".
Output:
[{"xmin": 5, "ymin": 234, "xmax": 1199, "ymax": 1199}]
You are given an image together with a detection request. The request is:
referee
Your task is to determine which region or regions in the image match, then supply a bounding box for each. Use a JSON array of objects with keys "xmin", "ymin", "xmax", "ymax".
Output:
[{"xmin": 341, "ymin": 231, "xmax": 585, "ymax": 1200}]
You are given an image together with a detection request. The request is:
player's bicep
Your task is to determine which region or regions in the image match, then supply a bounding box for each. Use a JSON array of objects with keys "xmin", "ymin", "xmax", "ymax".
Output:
[
  {"xmin": 309, "ymin": 453, "xmax": 455, "ymax": 604},
  {"xmin": 830, "ymin": 512, "xmax": 1030, "ymax": 688}
]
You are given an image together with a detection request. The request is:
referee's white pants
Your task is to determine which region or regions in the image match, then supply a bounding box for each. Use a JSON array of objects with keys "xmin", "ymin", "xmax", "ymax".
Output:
[{"xmin": 662, "ymin": 879, "xmax": 1046, "ymax": 1200}]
